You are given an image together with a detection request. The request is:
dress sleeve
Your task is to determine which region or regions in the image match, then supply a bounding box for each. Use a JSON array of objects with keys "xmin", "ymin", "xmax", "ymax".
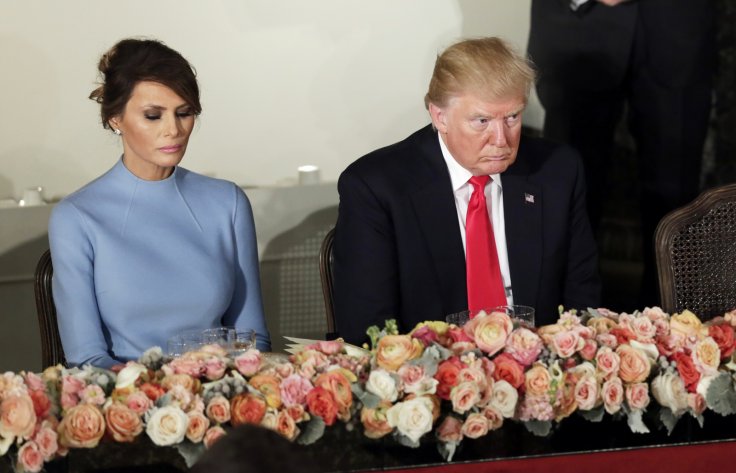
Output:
[
  {"xmin": 48, "ymin": 200, "xmax": 121, "ymax": 369},
  {"xmin": 221, "ymin": 185, "xmax": 271, "ymax": 351}
]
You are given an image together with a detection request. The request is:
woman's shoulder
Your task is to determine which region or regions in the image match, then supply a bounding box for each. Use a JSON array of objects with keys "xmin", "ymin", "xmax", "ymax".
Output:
[{"xmin": 176, "ymin": 168, "xmax": 251, "ymax": 213}]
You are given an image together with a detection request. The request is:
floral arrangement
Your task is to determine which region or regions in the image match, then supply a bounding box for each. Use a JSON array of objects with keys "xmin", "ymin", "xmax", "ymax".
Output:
[{"xmin": 2, "ymin": 306, "xmax": 736, "ymax": 471}]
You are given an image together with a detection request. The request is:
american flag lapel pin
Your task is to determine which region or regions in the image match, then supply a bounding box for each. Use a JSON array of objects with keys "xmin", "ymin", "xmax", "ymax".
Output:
[{"xmin": 524, "ymin": 193, "xmax": 535, "ymax": 204}]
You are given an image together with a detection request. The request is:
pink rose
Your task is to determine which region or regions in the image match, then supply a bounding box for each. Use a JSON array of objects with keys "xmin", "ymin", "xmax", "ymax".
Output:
[
  {"xmin": 58, "ymin": 404, "xmax": 106, "ymax": 448},
  {"xmin": 105, "ymin": 403, "xmax": 143, "ymax": 443},
  {"xmin": 574, "ymin": 375, "xmax": 600, "ymax": 411},
  {"xmin": 34, "ymin": 425, "xmax": 58, "ymax": 461},
  {"xmin": 504, "ymin": 328, "xmax": 543, "ymax": 367},
  {"xmin": 460, "ymin": 412, "xmax": 489, "ymax": 439},
  {"xmin": 125, "ymin": 391, "xmax": 154, "ymax": 416},
  {"xmin": 450, "ymin": 382, "xmax": 481, "ymax": 414},
  {"xmin": 203, "ymin": 426, "xmax": 227, "ymax": 449},
  {"xmin": 17, "ymin": 441, "xmax": 44, "ymax": 473},
  {"xmin": 205, "ymin": 395, "xmax": 231, "ymax": 424},
  {"xmin": 81, "ymin": 385, "xmax": 106, "ymax": 406},
  {"xmin": 60, "ymin": 392, "xmax": 79, "ymax": 410},
  {"xmin": 61, "ymin": 375, "xmax": 85, "ymax": 395},
  {"xmin": 23, "ymin": 372, "xmax": 45, "ymax": 392},
  {"xmin": 313, "ymin": 340, "xmax": 343, "ymax": 355},
  {"xmin": 411, "ymin": 325, "xmax": 440, "ymax": 346},
  {"xmin": 688, "ymin": 393, "xmax": 706, "ymax": 415},
  {"xmin": 464, "ymin": 311, "xmax": 513, "ymax": 356},
  {"xmin": 631, "ymin": 316, "xmax": 656, "ymax": 341},
  {"xmin": 398, "ymin": 365, "xmax": 425, "ymax": 388},
  {"xmin": 436, "ymin": 416, "xmax": 463, "ymax": 444},
  {"xmin": 280, "ymin": 374, "xmax": 314, "ymax": 407},
  {"xmin": 204, "ymin": 358, "xmax": 227, "ymax": 381},
  {"xmin": 0, "ymin": 394, "xmax": 37, "ymax": 439},
  {"xmin": 482, "ymin": 405, "xmax": 504, "ymax": 430},
  {"xmin": 595, "ymin": 347, "xmax": 621, "ymax": 380},
  {"xmin": 552, "ymin": 330, "xmax": 582, "ymax": 358},
  {"xmin": 625, "ymin": 383, "xmax": 650, "ymax": 410},
  {"xmin": 186, "ymin": 412, "xmax": 210, "ymax": 443},
  {"xmin": 234, "ymin": 349, "xmax": 263, "ymax": 377},
  {"xmin": 616, "ymin": 345, "xmax": 651, "ymax": 384},
  {"xmin": 596, "ymin": 333, "xmax": 619, "ymax": 350},
  {"xmin": 579, "ymin": 339, "xmax": 598, "ymax": 361},
  {"xmin": 29, "ymin": 390, "xmax": 51, "ymax": 420},
  {"xmin": 602, "ymin": 377, "xmax": 624, "ymax": 414},
  {"xmin": 168, "ymin": 357, "xmax": 203, "ymax": 377}
]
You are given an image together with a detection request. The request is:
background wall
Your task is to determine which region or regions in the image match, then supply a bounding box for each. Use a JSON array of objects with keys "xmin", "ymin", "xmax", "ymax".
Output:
[{"xmin": 0, "ymin": 0, "xmax": 538, "ymax": 202}]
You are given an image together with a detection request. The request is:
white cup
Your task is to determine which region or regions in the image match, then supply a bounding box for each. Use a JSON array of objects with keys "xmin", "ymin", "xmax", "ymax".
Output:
[
  {"xmin": 298, "ymin": 165, "xmax": 320, "ymax": 185},
  {"xmin": 19, "ymin": 187, "xmax": 45, "ymax": 206}
]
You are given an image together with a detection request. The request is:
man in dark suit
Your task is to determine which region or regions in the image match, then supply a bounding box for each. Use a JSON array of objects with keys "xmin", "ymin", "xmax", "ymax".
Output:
[
  {"xmin": 333, "ymin": 37, "xmax": 601, "ymax": 345},
  {"xmin": 528, "ymin": 0, "xmax": 717, "ymax": 306}
]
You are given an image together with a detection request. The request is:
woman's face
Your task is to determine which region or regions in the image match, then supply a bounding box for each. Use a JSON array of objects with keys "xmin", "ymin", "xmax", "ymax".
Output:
[{"xmin": 110, "ymin": 81, "xmax": 195, "ymax": 181}]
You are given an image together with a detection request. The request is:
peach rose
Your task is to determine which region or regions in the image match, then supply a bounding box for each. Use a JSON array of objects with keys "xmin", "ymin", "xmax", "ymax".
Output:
[
  {"xmin": 139, "ymin": 382, "xmax": 166, "ymax": 402},
  {"xmin": 464, "ymin": 311, "xmax": 513, "ymax": 356},
  {"xmin": 230, "ymin": 393, "xmax": 267, "ymax": 426},
  {"xmin": 450, "ymin": 382, "xmax": 480, "ymax": 415},
  {"xmin": 376, "ymin": 335, "xmax": 422, "ymax": 371},
  {"xmin": 602, "ymin": 377, "xmax": 624, "ymax": 415},
  {"xmin": 205, "ymin": 395, "xmax": 231, "ymax": 424},
  {"xmin": 161, "ymin": 374, "xmax": 199, "ymax": 393},
  {"xmin": 460, "ymin": 412, "xmax": 489, "ymax": 439},
  {"xmin": 203, "ymin": 425, "xmax": 227, "ymax": 449},
  {"xmin": 186, "ymin": 412, "xmax": 210, "ymax": 443},
  {"xmin": 105, "ymin": 403, "xmax": 143, "ymax": 443},
  {"xmin": 616, "ymin": 345, "xmax": 651, "ymax": 384},
  {"xmin": 249, "ymin": 374, "xmax": 283, "ymax": 409},
  {"xmin": 436, "ymin": 416, "xmax": 463, "ymax": 444},
  {"xmin": 360, "ymin": 401, "xmax": 393, "ymax": 439},
  {"xmin": 0, "ymin": 394, "xmax": 37, "ymax": 440},
  {"xmin": 670, "ymin": 310, "xmax": 706, "ymax": 340},
  {"xmin": 17, "ymin": 440, "xmax": 44, "ymax": 473},
  {"xmin": 275, "ymin": 410, "xmax": 299, "ymax": 441},
  {"xmin": 125, "ymin": 390, "xmax": 153, "ymax": 416},
  {"xmin": 525, "ymin": 364, "xmax": 551, "ymax": 397},
  {"xmin": 145, "ymin": 406, "xmax": 189, "ymax": 446},
  {"xmin": 692, "ymin": 338, "xmax": 720, "ymax": 376},
  {"xmin": 625, "ymin": 383, "xmax": 650, "ymax": 410},
  {"xmin": 314, "ymin": 370, "xmax": 353, "ymax": 420},
  {"xmin": 586, "ymin": 316, "xmax": 617, "ymax": 335},
  {"xmin": 58, "ymin": 404, "xmax": 105, "ymax": 448},
  {"xmin": 306, "ymin": 387, "xmax": 339, "ymax": 426}
]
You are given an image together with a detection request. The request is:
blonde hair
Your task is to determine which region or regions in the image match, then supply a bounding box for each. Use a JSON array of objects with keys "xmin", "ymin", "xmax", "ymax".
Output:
[{"xmin": 424, "ymin": 37, "xmax": 536, "ymax": 109}]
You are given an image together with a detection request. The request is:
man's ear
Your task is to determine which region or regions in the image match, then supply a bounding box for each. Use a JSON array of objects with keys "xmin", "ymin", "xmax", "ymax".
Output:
[{"xmin": 428, "ymin": 102, "xmax": 448, "ymax": 133}]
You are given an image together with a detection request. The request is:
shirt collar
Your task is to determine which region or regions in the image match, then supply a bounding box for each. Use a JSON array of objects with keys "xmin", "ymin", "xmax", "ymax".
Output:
[{"xmin": 436, "ymin": 131, "xmax": 501, "ymax": 191}]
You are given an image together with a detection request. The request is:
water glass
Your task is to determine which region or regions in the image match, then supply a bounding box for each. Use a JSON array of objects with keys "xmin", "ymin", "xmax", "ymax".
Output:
[
  {"xmin": 228, "ymin": 329, "xmax": 257, "ymax": 357},
  {"xmin": 166, "ymin": 329, "xmax": 205, "ymax": 357},
  {"xmin": 492, "ymin": 305, "xmax": 536, "ymax": 328},
  {"xmin": 445, "ymin": 310, "xmax": 471, "ymax": 327},
  {"xmin": 202, "ymin": 327, "xmax": 235, "ymax": 347}
]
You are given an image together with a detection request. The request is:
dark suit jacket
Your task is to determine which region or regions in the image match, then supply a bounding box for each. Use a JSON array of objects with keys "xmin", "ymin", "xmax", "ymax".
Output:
[
  {"xmin": 333, "ymin": 125, "xmax": 601, "ymax": 344},
  {"xmin": 528, "ymin": 0, "xmax": 716, "ymax": 91}
]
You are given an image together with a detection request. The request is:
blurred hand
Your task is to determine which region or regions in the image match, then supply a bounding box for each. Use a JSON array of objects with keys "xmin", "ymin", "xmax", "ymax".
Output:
[{"xmin": 111, "ymin": 363, "xmax": 125, "ymax": 373}]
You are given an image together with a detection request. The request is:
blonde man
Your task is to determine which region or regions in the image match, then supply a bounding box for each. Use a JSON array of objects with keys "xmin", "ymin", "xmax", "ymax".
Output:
[{"xmin": 333, "ymin": 38, "xmax": 600, "ymax": 344}]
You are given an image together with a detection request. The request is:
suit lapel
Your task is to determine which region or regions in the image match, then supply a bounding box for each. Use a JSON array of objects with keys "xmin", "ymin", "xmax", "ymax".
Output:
[
  {"xmin": 502, "ymin": 145, "xmax": 543, "ymax": 308},
  {"xmin": 409, "ymin": 128, "xmax": 468, "ymax": 310}
]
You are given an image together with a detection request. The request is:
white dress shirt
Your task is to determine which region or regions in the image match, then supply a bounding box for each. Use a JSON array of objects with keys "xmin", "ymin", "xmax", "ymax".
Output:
[{"xmin": 437, "ymin": 133, "xmax": 514, "ymax": 304}]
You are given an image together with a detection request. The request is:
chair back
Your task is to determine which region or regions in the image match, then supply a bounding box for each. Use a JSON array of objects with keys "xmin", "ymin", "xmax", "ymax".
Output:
[
  {"xmin": 319, "ymin": 227, "xmax": 337, "ymax": 338},
  {"xmin": 34, "ymin": 249, "xmax": 66, "ymax": 368},
  {"xmin": 655, "ymin": 183, "xmax": 736, "ymax": 319}
]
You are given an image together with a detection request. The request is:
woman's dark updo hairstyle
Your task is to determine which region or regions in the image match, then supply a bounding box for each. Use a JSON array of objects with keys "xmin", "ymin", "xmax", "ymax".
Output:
[{"xmin": 89, "ymin": 38, "xmax": 202, "ymax": 131}]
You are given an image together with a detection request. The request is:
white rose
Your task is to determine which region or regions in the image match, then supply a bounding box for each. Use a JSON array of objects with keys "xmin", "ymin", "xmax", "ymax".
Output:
[
  {"xmin": 145, "ymin": 406, "xmax": 189, "ymax": 446},
  {"xmin": 489, "ymin": 380, "xmax": 518, "ymax": 418},
  {"xmin": 651, "ymin": 372, "xmax": 689, "ymax": 415},
  {"xmin": 366, "ymin": 369, "xmax": 399, "ymax": 402},
  {"xmin": 386, "ymin": 396, "xmax": 434, "ymax": 444},
  {"xmin": 629, "ymin": 340, "xmax": 659, "ymax": 361},
  {"xmin": 115, "ymin": 363, "xmax": 147, "ymax": 389}
]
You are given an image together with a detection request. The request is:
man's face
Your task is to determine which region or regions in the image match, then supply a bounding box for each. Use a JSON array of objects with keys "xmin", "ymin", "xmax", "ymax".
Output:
[{"xmin": 429, "ymin": 93, "xmax": 525, "ymax": 176}]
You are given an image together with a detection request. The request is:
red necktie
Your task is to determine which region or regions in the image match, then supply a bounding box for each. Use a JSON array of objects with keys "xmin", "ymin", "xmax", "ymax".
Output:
[{"xmin": 466, "ymin": 175, "xmax": 507, "ymax": 313}]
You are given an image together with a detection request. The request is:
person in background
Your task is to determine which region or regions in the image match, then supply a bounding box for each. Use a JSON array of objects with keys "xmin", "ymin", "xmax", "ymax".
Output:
[
  {"xmin": 528, "ymin": 0, "xmax": 717, "ymax": 307},
  {"xmin": 190, "ymin": 424, "xmax": 318, "ymax": 473},
  {"xmin": 48, "ymin": 38, "xmax": 270, "ymax": 368},
  {"xmin": 332, "ymin": 37, "xmax": 601, "ymax": 346}
]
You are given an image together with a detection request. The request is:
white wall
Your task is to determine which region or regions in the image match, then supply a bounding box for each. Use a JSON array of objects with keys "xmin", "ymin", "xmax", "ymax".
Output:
[{"xmin": 0, "ymin": 0, "xmax": 538, "ymax": 202}]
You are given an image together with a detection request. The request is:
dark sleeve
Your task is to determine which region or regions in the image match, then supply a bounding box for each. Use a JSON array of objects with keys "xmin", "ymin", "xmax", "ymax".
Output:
[
  {"xmin": 332, "ymin": 169, "xmax": 400, "ymax": 345},
  {"xmin": 562, "ymin": 154, "xmax": 602, "ymax": 310}
]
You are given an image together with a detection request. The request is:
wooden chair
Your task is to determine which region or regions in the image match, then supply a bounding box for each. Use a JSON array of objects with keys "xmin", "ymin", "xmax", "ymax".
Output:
[
  {"xmin": 655, "ymin": 183, "xmax": 736, "ymax": 320},
  {"xmin": 319, "ymin": 227, "xmax": 338, "ymax": 339},
  {"xmin": 34, "ymin": 249, "xmax": 66, "ymax": 368}
]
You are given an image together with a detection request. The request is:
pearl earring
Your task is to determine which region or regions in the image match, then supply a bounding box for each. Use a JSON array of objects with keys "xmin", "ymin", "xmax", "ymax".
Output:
[{"xmin": 114, "ymin": 129, "xmax": 121, "ymax": 135}]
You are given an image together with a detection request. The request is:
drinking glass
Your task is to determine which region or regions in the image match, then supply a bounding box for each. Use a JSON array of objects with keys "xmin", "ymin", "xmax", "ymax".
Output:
[
  {"xmin": 228, "ymin": 329, "xmax": 257, "ymax": 357},
  {"xmin": 166, "ymin": 329, "xmax": 205, "ymax": 358},
  {"xmin": 492, "ymin": 305, "xmax": 535, "ymax": 328},
  {"xmin": 445, "ymin": 310, "xmax": 471, "ymax": 327},
  {"xmin": 202, "ymin": 327, "xmax": 235, "ymax": 347}
]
